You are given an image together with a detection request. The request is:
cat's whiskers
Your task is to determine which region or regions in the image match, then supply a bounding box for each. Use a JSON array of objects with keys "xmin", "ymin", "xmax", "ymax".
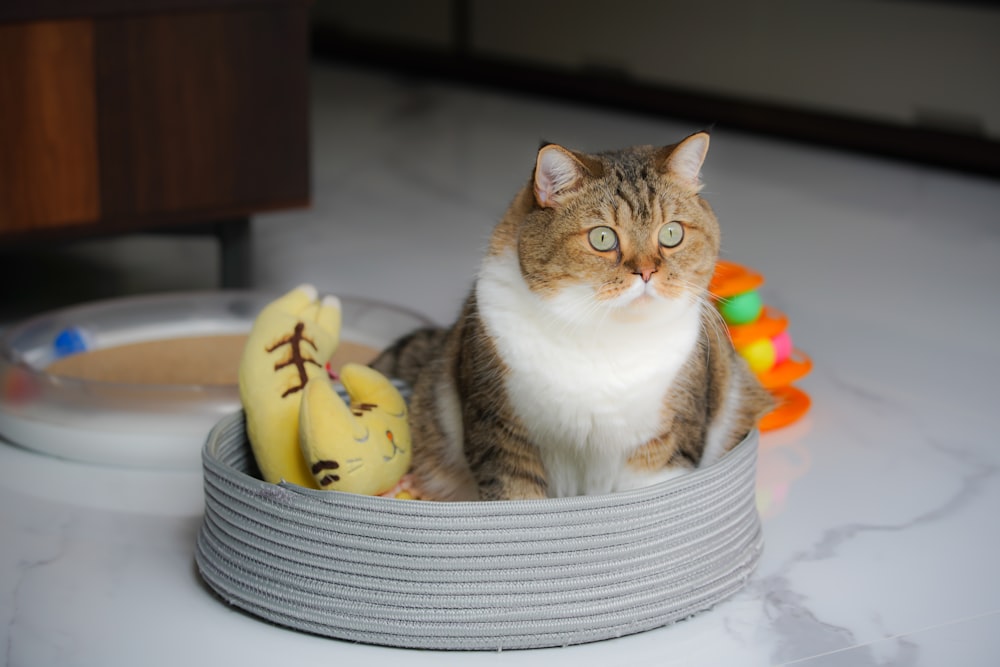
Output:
[
  {"xmin": 554, "ymin": 294, "xmax": 607, "ymax": 338},
  {"xmin": 594, "ymin": 292, "xmax": 613, "ymax": 329},
  {"xmin": 542, "ymin": 282, "xmax": 611, "ymax": 337},
  {"xmin": 670, "ymin": 276, "xmax": 731, "ymax": 367},
  {"xmin": 703, "ymin": 298, "xmax": 731, "ymax": 345},
  {"xmin": 672, "ymin": 275, "xmax": 712, "ymax": 307},
  {"xmin": 701, "ymin": 282, "xmax": 725, "ymax": 302},
  {"xmin": 697, "ymin": 295, "xmax": 723, "ymax": 363},
  {"xmin": 586, "ymin": 279, "xmax": 635, "ymax": 331}
]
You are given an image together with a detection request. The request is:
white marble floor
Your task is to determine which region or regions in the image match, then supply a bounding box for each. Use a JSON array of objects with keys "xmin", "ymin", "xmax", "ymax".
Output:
[{"xmin": 2, "ymin": 62, "xmax": 1000, "ymax": 666}]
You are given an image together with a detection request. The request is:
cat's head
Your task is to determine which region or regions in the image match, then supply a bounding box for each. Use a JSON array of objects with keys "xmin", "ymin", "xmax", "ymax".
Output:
[{"xmin": 501, "ymin": 132, "xmax": 720, "ymax": 322}]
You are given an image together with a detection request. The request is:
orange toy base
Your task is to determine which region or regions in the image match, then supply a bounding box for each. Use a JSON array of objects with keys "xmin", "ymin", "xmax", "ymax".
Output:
[
  {"xmin": 758, "ymin": 350, "xmax": 812, "ymax": 389},
  {"xmin": 711, "ymin": 259, "xmax": 813, "ymax": 431},
  {"xmin": 760, "ymin": 385, "xmax": 811, "ymax": 431},
  {"xmin": 710, "ymin": 260, "xmax": 764, "ymax": 298},
  {"xmin": 728, "ymin": 306, "xmax": 788, "ymax": 349}
]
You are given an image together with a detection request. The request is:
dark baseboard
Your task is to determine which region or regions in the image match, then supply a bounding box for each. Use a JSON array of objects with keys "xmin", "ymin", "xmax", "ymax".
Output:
[{"xmin": 311, "ymin": 27, "xmax": 999, "ymax": 180}]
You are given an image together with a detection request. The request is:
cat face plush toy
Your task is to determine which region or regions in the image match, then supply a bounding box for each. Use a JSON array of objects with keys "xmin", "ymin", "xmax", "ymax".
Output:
[{"xmin": 374, "ymin": 132, "xmax": 772, "ymax": 501}]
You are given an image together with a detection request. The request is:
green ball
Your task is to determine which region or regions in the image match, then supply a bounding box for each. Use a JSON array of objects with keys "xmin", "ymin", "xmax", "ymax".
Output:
[{"xmin": 719, "ymin": 290, "xmax": 763, "ymax": 325}]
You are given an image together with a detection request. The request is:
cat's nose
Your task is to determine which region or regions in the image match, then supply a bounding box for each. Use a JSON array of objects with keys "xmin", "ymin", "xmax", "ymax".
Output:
[{"xmin": 634, "ymin": 267, "xmax": 657, "ymax": 283}]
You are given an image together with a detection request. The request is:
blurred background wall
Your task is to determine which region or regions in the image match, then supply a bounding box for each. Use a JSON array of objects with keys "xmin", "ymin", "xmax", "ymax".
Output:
[{"xmin": 312, "ymin": 0, "xmax": 1000, "ymax": 176}]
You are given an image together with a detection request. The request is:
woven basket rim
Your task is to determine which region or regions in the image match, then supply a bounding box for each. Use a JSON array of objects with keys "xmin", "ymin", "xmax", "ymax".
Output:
[{"xmin": 203, "ymin": 409, "xmax": 760, "ymax": 512}]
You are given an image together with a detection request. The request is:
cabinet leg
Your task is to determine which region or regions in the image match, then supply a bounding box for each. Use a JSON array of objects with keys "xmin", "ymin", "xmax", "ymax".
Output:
[{"xmin": 215, "ymin": 217, "xmax": 252, "ymax": 288}]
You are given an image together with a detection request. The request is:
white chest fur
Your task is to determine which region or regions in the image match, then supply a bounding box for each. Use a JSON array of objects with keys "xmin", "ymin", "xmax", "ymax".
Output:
[{"xmin": 476, "ymin": 252, "xmax": 703, "ymax": 497}]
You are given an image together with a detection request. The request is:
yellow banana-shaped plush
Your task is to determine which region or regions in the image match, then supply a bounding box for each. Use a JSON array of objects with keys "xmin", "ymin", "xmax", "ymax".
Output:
[
  {"xmin": 299, "ymin": 363, "xmax": 411, "ymax": 496},
  {"xmin": 239, "ymin": 285, "xmax": 341, "ymax": 488}
]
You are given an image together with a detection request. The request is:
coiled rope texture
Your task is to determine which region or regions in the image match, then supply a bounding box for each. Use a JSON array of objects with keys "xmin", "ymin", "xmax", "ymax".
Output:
[{"xmin": 196, "ymin": 411, "xmax": 763, "ymax": 650}]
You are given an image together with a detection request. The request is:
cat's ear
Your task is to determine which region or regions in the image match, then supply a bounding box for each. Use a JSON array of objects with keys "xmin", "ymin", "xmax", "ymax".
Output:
[
  {"xmin": 533, "ymin": 144, "xmax": 592, "ymax": 208},
  {"xmin": 660, "ymin": 131, "xmax": 710, "ymax": 191}
]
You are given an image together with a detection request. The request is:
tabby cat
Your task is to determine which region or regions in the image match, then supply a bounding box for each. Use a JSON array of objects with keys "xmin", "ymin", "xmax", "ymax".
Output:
[{"xmin": 372, "ymin": 131, "xmax": 772, "ymax": 501}]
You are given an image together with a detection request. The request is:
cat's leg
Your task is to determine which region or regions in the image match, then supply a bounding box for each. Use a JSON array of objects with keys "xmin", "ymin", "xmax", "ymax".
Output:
[
  {"xmin": 461, "ymin": 401, "xmax": 548, "ymax": 501},
  {"xmin": 404, "ymin": 365, "xmax": 480, "ymax": 501},
  {"xmin": 369, "ymin": 326, "xmax": 447, "ymax": 388},
  {"xmin": 700, "ymin": 335, "xmax": 775, "ymax": 466}
]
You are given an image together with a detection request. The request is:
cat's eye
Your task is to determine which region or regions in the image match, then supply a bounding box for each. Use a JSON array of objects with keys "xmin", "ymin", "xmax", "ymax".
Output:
[
  {"xmin": 659, "ymin": 221, "xmax": 684, "ymax": 248},
  {"xmin": 588, "ymin": 226, "xmax": 618, "ymax": 252}
]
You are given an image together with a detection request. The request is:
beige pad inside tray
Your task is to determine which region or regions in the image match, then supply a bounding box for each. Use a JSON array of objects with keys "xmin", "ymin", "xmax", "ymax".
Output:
[{"xmin": 46, "ymin": 336, "xmax": 379, "ymax": 386}]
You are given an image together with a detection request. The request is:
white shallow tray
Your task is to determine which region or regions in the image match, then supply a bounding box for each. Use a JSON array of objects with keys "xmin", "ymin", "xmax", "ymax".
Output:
[
  {"xmin": 0, "ymin": 291, "xmax": 429, "ymax": 469},
  {"xmin": 196, "ymin": 412, "xmax": 764, "ymax": 651}
]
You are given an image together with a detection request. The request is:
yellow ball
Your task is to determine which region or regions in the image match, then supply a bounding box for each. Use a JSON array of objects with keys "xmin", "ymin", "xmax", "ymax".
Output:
[{"xmin": 739, "ymin": 338, "xmax": 776, "ymax": 374}]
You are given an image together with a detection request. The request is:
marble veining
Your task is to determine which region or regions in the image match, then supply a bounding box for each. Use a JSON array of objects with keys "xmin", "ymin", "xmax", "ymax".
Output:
[{"xmin": 2, "ymin": 62, "xmax": 1000, "ymax": 665}]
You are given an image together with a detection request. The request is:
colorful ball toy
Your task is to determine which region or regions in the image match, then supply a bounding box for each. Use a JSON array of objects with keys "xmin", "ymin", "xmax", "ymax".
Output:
[{"xmin": 710, "ymin": 260, "xmax": 812, "ymax": 431}]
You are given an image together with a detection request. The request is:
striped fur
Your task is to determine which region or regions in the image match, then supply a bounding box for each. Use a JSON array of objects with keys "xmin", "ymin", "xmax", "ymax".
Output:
[{"xmin": 372, "ymin": 132, "xmax": 771, "ymax": 500}]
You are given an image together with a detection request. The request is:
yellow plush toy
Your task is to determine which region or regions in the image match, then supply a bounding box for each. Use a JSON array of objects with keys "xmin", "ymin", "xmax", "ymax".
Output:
[
  {"xmin": 239, "ymin": 285, "xmax": 413, "ymax": 496},
  {"xmin": 299, "ymin": 363, "xmax": 412, "ymax": 496}
]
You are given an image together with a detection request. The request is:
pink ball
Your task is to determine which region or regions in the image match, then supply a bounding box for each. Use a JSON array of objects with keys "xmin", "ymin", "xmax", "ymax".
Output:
[{"xmin": 772, "ymin": 330, "xmax": 793, "ymax": 365}]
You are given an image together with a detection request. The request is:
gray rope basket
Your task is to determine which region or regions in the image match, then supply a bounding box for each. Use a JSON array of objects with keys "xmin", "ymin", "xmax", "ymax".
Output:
[{"xmin": 195, "ymin": 411, "xmax": 763, "ymax": 650}]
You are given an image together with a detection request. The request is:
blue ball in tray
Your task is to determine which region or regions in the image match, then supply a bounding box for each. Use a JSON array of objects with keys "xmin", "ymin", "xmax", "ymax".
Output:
[{"xmin": 53, "ymin": 327, "xmax": 90, "ymax": 358}]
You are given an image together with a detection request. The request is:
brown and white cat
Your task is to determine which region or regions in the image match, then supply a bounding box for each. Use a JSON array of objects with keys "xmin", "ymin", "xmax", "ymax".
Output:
[{"xmin": 373, "ymin": 131, "xmax": 772, "ymax": 501}]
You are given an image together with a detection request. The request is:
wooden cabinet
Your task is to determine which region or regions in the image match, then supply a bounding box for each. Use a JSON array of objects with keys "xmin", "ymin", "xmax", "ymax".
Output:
[
  {"xmin": 0, "ymin": 1, "xmax": 310, "ymax": 285},
  {"xmin": 0, "ymin": 20, "xmax": 101, "ymax": 232}
]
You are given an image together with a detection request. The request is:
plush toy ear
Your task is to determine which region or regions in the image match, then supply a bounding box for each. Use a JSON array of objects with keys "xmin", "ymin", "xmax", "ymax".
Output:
[
  {"xmin": 339, "ymin": 363, "xmax": 406, "ymax": 418},
  {"xmin": 660, "ymin": 131, "xmax": 710, "ymax": 191},
  {"xmin": 534, "ymin": 144, "xmax": 591, "ymax": 208}
]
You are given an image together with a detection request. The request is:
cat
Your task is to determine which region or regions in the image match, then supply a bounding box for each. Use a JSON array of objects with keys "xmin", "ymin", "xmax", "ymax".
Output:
[{"xmin": 372, "ymin": 131, "xmax": 772, "ymax": 501}]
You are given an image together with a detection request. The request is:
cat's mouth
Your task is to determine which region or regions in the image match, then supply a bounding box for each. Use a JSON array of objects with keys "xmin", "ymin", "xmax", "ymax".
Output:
[
  {"xmin": 623, "ymin": 287, "xmax": 657, "ymax": 307},
  {"xmin": 620, "ymin": 277, "xmax": 661, "ymax": 306},
  {"xmin": 602, "ymin": 278, "xmax": 695, "ymax": 323},
  {"xmin": 602, "ymin": 282, "xmax": 662, "ymax": 320}
]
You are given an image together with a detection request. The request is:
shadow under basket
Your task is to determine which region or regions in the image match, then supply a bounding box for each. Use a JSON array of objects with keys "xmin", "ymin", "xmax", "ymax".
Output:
[{"xmin": 196, "ymin": 411, "xmax": 763, "ymax": 651}]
